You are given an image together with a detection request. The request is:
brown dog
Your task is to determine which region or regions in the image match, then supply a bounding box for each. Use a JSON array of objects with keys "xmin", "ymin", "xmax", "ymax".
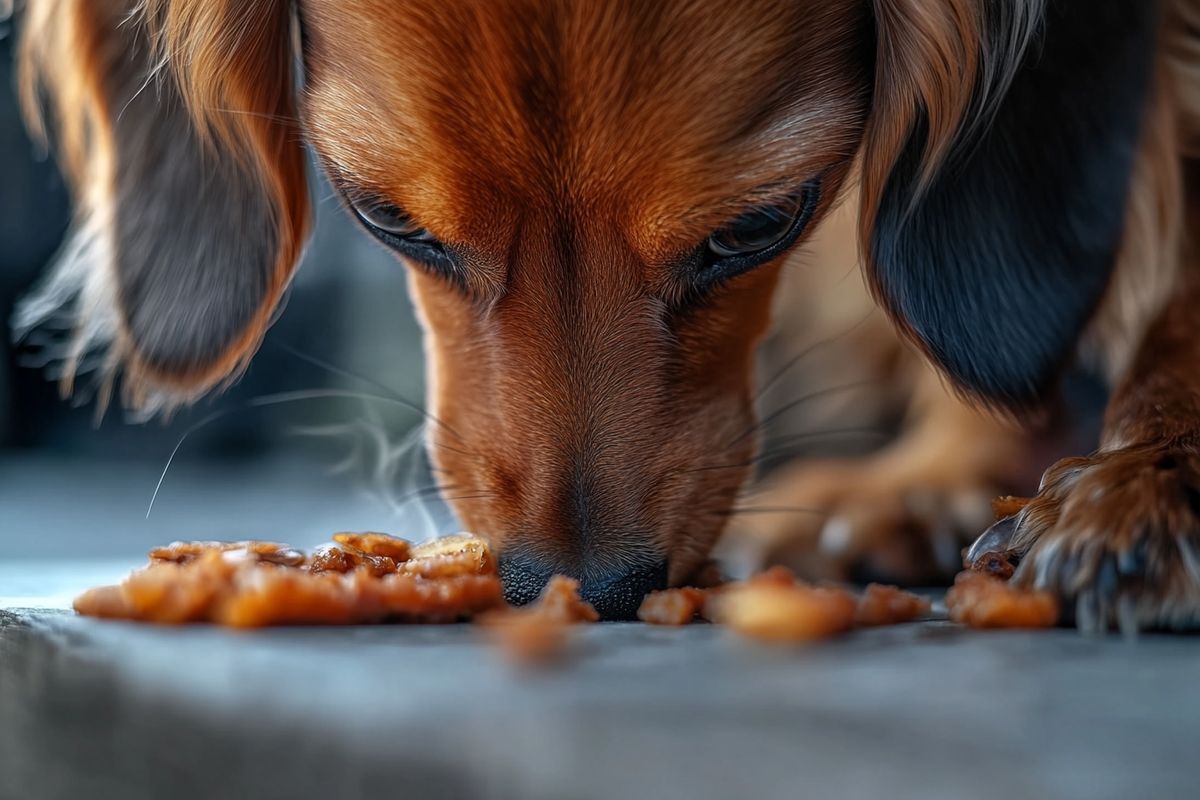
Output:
[{"xmin": 17, "ymin": 0, "xmax": 1200, "ymax": 625}]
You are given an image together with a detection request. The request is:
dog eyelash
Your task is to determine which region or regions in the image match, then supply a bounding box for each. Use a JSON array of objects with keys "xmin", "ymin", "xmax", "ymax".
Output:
[
  {"xmin": 355, "ymin": 207, "xmax": 456, "ymax": 272},
  {"xmin": 691, "ymin": 179, "xmax": 822, "ymax": 290},
  {"xmin": 335, "ymin": 184, "xmax": 459, "ymax": 276}
]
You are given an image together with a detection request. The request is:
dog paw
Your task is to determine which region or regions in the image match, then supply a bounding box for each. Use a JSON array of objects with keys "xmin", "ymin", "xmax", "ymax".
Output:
[
  {"xmin": 733, "ymin": 458, "xmax": 997, "ymax": 584},
  {"xmin": 980, "ymin": 443, "xmax": 1200, "ymax": 633}
]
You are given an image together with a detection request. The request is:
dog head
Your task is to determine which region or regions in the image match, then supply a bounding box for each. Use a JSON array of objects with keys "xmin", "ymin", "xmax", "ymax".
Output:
[{"xmin": 21, "ymin": 0, "xmax": 1154, "ymax": 616}]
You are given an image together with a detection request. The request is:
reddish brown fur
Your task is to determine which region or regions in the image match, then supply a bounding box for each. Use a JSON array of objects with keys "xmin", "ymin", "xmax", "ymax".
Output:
[
  {"xmin": 299, "ymin": 0, "xmax": 871, "ymax": 580},
  {"xmin": 19, "ymin": 0, "xmax": 1200, "ymax": 624}
]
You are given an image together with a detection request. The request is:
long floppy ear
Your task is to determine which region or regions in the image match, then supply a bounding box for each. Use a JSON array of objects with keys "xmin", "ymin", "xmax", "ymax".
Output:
[
  {"xmin": 860, "ymin": 0, "xmax": 1160, "ymax": 413},
  {"xmin": 16, "ymin": 0, "xmax": 309, "ymax": 412}
]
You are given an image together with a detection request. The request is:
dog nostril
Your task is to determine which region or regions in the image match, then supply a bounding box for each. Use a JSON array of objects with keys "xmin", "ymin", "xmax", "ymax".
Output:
[
  {"xmin": 497, "ymin": 555, "xmax": 553, "ymax": 607},
  {"xmin": 578, "ymin": 561, "xmax": 668, "ymax": 620},
  {"xmin": 497, "ymin": 554, "xmax": 668, "ymax": 620}
]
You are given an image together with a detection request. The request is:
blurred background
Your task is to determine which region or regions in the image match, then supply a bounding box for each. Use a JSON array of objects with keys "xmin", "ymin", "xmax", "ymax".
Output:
[{"xmin": 0, "ymin": 9, "xmax": 454, "ymax": 588}]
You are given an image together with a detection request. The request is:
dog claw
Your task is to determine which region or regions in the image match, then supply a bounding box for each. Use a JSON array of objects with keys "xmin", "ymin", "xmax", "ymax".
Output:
[{"xmin": 965, "ymin": 515, "xmax": 1020, "ymax": 566}]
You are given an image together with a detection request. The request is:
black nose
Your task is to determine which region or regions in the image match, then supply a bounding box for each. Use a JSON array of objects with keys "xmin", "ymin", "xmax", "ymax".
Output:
[{"xmin": 498, "ymin": 554, "xmax": 668, "ymax": 620}]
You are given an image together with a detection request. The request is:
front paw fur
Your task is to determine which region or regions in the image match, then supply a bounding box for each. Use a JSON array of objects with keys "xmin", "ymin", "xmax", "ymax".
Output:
[{"xmin": 1003, "ymin": 443, "xmax": 1200, "ymax": 633}]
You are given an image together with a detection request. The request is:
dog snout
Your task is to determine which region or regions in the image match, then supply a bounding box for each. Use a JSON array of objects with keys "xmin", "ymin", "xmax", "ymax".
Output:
[{"xmin": 498, "ymin": 552, "xmax": 668, "ymax": 620}]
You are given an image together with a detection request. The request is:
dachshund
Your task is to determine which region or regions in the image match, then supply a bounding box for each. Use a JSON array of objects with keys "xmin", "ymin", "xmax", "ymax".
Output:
[{"xmin": 15, "ymin": 0, "xmax": 1200, "ymax": 626}]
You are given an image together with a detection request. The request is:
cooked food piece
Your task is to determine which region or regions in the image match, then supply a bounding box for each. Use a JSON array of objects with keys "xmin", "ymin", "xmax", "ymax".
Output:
[
  {"xmin": 637, "ymin": 587, "xmax": 708, "ymax": 626},
  {"xmin": 75, "ymin": 534, "xmax": 504, "ymax": 627},
  {"xmin": 308, "ymin": 544, "xmax": 398, "ymax": 577},
  {"xmin": 148, "ymin": 540, "xmax": 306, "ymax": 567},
  {"xmin": 708, "ymin": 579, "xmax": 858, "ymax": 643},
  {"xmin": 693, "ymin": 565, "xmax": 798, "ymax": 622},
  {"xmin": 218, "ymin": 570, "xmax": 504, "ymax": 628},
  {"xmin": 854, "ymin": 583, "xmax": 931, "ymax": 626},
  {"xmin": 400, "ymin": 533, "xmax": 495, "ymax": 578},
  {"xmin": 480, "ymin": 576, "xmax": 598, "ymax": 665},
  {"xmin": 521, "ymin": 574, "xmax": 599, "ymax": 623},
  {"xmin": 700, "ymin": 571, "xmax": 926, "ymax": 633},
  {"xmin": 746, "ymin": 565, "xmax": 801, "ymax": 588},
  {"xmin": 480, "ymin": 611, "xmax": 567, "ymax": 665},
  {"xmin": 969, "ymin": 550, "xmax": 1017, "ymax": 580},
  {"xmin": 945, "ymin": 571, "xmax": 1058, "ymax": 629},
  {"xmin": 331, "ymin": 532, "xmax": 412, "ymax": 561},
  {"xmin": 991, "ymin": 495, "xmax": 1031, "ymax": 520},
  {"xmin": 75, "ymin": 550, "xmax": 236, "ymax": 624},
  {"xmin": 70, "ymin": 584, "xmax": 131, "ymax": 619},
  {"xmin": 216, "ymin": 568, "xmax": 359, "ymax": 627}
]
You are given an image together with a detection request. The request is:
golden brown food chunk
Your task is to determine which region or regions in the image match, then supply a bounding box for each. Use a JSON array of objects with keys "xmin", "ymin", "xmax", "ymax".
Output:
[
  {"xmin": 746, "ymin": 565, "xmax": 800, "ymax": 588},
  {"xmin": 307, "ymin": 544, "xmax": 398, "ymax": 577},
  {"xmin": 480, "ymin": 576, "xmax": 598, "ymax": 665},
  {"xmin": 75, "ymin": 534, "xmax": 504, "ymax": 627},
  {"xmin": 854, "ymin": 583, "xmax": 932, "ymax": 626},
  {"xmin": 991, "ymin": 495, "xmax": 1032, "ymax": 520},
  {"xmin": 401, "ymin": 534, "xmax": 495, "ymax": 578},
  {"xmin": 531, "ymin": 575, "xmax": 601, "ymax": 623},
  {"xmin": 637, "ymin": 588, "xmax": 708, "ymax": 626},
  {"xmin": 215, "ymin": 569, "xmax": 359, "ymax": 627},
  {"xmin": 945, "ymin": 571, "xmax": 1058, "ymax": 629},
  {"xmin": 71, "ymin": 584, "xmax": 129, "ymax": 619},
  {"xmin": 148, "ymin": 540, "xmax": 306, "ymax": 567},
  {"xmin": 75, "ymin": 551, "xmax": 236, "ymax": 623},
  {"xmin": 331, "ymin": 532, "xmax": 412, "ymax": 561},
  {"xmin": 217, "ymin": 570, "xmax": 504, "ymax": 628},
  {"xmin": 708, "ymin": 580, "xmax": 858, "ymax": 643},
  {"xmin": 694, "ymin": 566, "xmax": 798, "ymax": 622}
]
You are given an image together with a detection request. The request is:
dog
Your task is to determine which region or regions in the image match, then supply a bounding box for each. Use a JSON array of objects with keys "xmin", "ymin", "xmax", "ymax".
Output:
[{"xmin": 16, "ymin": 0, "xmax": 1200, "ymax": 625}]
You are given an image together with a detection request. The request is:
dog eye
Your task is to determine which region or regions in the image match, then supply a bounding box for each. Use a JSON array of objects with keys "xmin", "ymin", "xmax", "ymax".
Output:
[
  {"xmin": 698, "ymin": 180, "xmax": 821, "ymax": 284},
  {"xmin": 351, "ymin": 200, "xmax": 436, "ymax": 243},
  {"xmin": 709, "ymin": 203, "xmax": 799, "ymax": 258},
  {"xmin": 346, "ymin": 196, "xmax": 456, "ymax": 272}
]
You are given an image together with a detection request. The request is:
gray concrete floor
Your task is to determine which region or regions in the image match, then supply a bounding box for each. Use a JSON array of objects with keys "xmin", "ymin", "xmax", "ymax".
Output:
[{"xmin": 3, "ymin": 455, "xmax": 1200, "ymax": 800}]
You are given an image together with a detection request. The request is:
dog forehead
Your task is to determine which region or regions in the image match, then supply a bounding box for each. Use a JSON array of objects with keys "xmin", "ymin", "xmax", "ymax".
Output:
[{"xmin": 301, "ymin": 0, "xmax": 870, "ymax": 245}]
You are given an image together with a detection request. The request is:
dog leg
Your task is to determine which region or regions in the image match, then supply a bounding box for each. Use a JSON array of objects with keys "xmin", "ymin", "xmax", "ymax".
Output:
[
  {"xmin": 737, "ymin": 360, "xmax": 1037, "ymax": 584},
  {"xmin": 996, "ymin": 279, "xmax": 1200, "ymax": 632}
]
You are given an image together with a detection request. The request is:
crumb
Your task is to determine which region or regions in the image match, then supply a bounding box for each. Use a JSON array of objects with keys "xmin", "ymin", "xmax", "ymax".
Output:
[
  {"xmin": 945, "ymin": 571, "xmax": 1058, "ymax": 629},
  {"xmin": 480, "ymin": 576, "xmax": 597, "ymax": 665},
  {"xmin": 854, "ymin": 583, "xmax": 931, "ymax": 626},
  {"xmin": 707, "ymin": 579, "xmax": 858, "ymax": 643},
  {"xmin": 637, "ymin": 587, "xmax": 708, "ymax": 625},
  {"xmin": 990, "ymin": 495, "xmax": 1031, "ymax": 520}
]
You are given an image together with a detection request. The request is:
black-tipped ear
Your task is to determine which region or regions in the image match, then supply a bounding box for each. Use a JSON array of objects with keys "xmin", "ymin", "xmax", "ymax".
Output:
[
  {"xmin": 17, "ymin": 0, "xmax": 308, "ymax": 409},
  {"xmin": 864, "ymin": 1, "xmax": 1159, "ymax": 412}
]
